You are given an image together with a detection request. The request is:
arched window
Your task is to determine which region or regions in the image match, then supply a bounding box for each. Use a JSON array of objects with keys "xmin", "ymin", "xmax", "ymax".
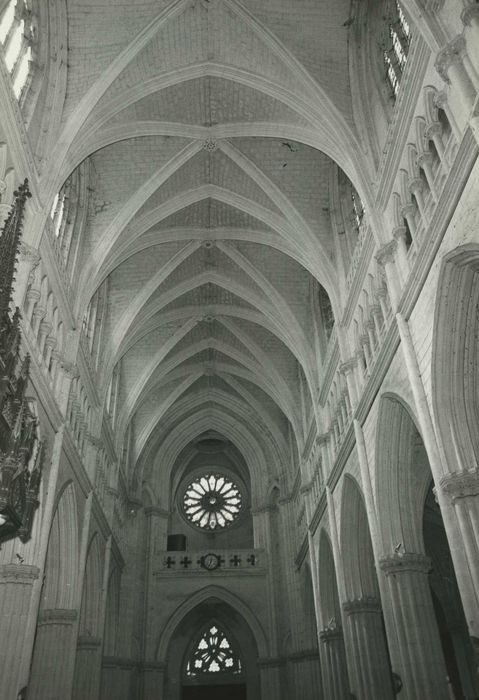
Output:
[
  {"xmin": 383, "ymin": 1, "xmax": 411, "ymax": 98},
  {"xmin": 0, "ymin": 0, "xmax": 34, "ymax": 99},
  {"xmin": 318, "ymin": 284, "xmax": 335, "ymax": 344},
  {"xmin": 185, "ymin": 624, "xmax": 243, "ymax": 677},
  {"xmin": 351, "ymin": 186, "xmax": 365, "ymax": 233}
]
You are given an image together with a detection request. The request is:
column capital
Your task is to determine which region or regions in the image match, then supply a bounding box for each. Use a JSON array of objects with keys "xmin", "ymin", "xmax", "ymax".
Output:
[
  {"xmin": 37, "ymin": 608, "xmax": 78, "ymax": 625},
  {"xmin": 461, "ymin": 4, "xmax": 479, "ymax": 28},
  {"xmin": 61, "ymin": 361, "xmax": 79, "ymax": 379},
  {"xmin": 380, "ymin": 552, "xmax": 431, "ymax": 575},
  {"xmin": 77, "ymin": 635, "xmax": 102, "ymax": 649},
  {"xmin": 316, "ymin": 432, "xmax": 330, "ymax": 447},
  {"xmin": 440, "ymin": 468, "xmax": 479, "ymax": 502},
  {"xmin": 18, "ymin": 241, "xmax": 40, "ymax": 265},
  {"xmin": 343, "ymin": 596, "xmax": 382, "ymax": 615},
  {"xmin": 416, "ymin": 151, "xmax": 433, "ymax": 169},
  {"xmin": 319, "ymin": 626, "xmax": 342, "ymax": 643},
  {"xmin": 339, "ymin": 357, "xmax": 358, "ymax": 375},
  {"xmin": 0, "ymin": 563, "xmax": 40, "ymax": 583},
  {"xmin": 375, "ymin": 240, "xmax": 397, "ymax": 266},
  {"xmin": 288, "ymin": 649, "xmax": 320, "ymax": 662},
  {"xmin": 257, "ymin": 655, "xmax": 285, "ymax": 668},
  {"xmin": 408, "ymin": 176, "xmax": 424, "ymax": 195},
  {"xmin": 424, "ymin": 121, "xmax": 442, "ymax": 140},
  {"xmin": 435, "ymin": 35, "xmax": 467, "ymax": 83},
  {"xmin": 392, "ymin": 225, "xmax": 408, "ymax": 242}
]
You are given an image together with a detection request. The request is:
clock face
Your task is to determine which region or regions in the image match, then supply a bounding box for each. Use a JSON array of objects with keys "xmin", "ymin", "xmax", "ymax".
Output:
[{"xmin": 202, "ymin": 553, "xmax": 219, "ymax": 570}]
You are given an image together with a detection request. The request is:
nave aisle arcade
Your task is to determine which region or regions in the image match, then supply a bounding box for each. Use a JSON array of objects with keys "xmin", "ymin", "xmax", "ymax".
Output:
[{"xmin": 1, "ymin": 0, "xmax": 479, "ymax": 698}]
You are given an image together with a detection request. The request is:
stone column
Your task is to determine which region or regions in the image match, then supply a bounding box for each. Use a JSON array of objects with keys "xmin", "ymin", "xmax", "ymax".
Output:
[
  {"xmin": 288, "ymin": 650, "xmax": 321, "ymax": 699},
  {"xmin": 440, "ymin": 469, "xmax": 479, "ymax": 652},
  {"xmin": 73, "ymin": 536, "xmax": 112, "ymax": 700},
  {"xmin": 380, "ymin": 553, "xmax": 449, "ymax": 699},
  {"xmin": 0, "ymin": 564, "xmax": 40, "ymax": 699},
  {"xmin": 252, "ymin": 505, "xmax": 280, "ymax": 657},
  {"xmin": 375, "ymin": 242, "xmax": 401, "ymax": 311},
  {"xmin": 72, "ymin": 636, "xmax": 103, "ymax": 700},
  {"xmin": 28, "ymin": 609, "xmax": 79, "ymax": 700},
  {"xmin": 258, "ymin": 657, "xmax": 283, "ymax": 700},
  {"xmin": 142, "ymin": 661, "xmax": 166, "ymax": 700},
  {"xmin": 342, "ymin": 598, "xmax": 394, "ymax": 700},
  {"xmin": 435, "ymin": 36, "xmax": 477, "ymax": 125},
  {"xmin": 318, "ymin": 627, "xmax": 350, "ymax": 700},
  {"xmin": 101, "ymin": 658, "xmax": 139, "ymax": 700}
]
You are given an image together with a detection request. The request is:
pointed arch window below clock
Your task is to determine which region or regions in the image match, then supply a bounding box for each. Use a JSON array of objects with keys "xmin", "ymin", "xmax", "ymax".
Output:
[{"xmin": 186, "ymin": 624, "xmax": 243, "ymax": 677}]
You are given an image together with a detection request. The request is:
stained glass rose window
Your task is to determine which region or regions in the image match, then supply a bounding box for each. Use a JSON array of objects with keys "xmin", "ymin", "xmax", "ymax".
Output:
[{"xmin": 182, "ymin": 473, "xmax": 243, "ymax": 530}]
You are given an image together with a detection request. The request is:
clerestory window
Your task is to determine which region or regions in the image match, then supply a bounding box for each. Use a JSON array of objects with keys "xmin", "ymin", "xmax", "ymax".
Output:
[
  {"xmin": 0, "ymin": 0, "xmax": 34, "ymax": 99},
  {"xmin": 383, "ymin": 1, "xmax": 410, "ymax": 98},
  {"xmin": 186, "ymin": 624, "xmax": 242, "ymax": 677}
]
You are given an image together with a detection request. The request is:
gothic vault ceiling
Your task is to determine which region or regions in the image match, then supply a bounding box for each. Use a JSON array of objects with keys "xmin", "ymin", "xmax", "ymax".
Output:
[{"xmin": 39, "ymin": 0, "xmax": 371, "ymax": 495}]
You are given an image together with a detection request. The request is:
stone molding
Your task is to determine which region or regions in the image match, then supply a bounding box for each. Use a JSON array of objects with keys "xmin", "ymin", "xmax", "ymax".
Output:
[
  {"xmin": 0, "ymin": 563, "xmax": 40, "ymax": 583},
  {"xmin": 319, "ymin": 627, "xmax": 342, "ymax": 643},
  {"xmin": 77, "ymin": 635, "xmax": 102, "ymax": 649},
  {"xmin": 288, "ymin": 649, "xmax": 320, "ymax": 662},
  {"xmin": 440, "ymin": 469, "xmax": 479, "ymax": 502},
  {"xmin": 18, "ymin": 241, "xmax": 40, "ymax": 265},
  {"xmin": 435, "ymin": 36, "xmax": 467, "ymax": 84},
  {"xmin": 38, "ymin": 608, "xmax": 78, "ymax": 625},
  {"xmin": 375, "ymin": 240, "xmax": 398, "ymax": 266},
  {"xmin": 462, "ymin": 4, "xmax": 479, "ymax": 28},
  {"xmin": 343, "ymin": 596, "xmax": 382, "ymax": 615},
  {"xmin": 380, "ymin": 552, "xmax": 431, "ymax": 575},
  {"xmin": 339, "ymin": 357, "xmax": 358, "ymax": 375},
  {"xmin": 144, "ymin": 505, "xmax": 169, "ymax": 519},
  {"xmin": 257, "ymin": 656, "xmax": 285, "ymax": 668}
]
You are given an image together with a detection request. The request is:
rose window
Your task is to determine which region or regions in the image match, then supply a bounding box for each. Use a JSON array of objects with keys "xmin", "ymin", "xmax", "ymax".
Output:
[{"xmin": 183, "ymin": 473, "xmax": 242, "ymax": 530}]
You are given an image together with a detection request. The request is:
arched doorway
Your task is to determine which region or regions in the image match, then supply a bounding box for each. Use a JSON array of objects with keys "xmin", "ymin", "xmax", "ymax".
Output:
[{"xmin": 163, "ymin": 597, "xmax": 261, "ymax": 700}]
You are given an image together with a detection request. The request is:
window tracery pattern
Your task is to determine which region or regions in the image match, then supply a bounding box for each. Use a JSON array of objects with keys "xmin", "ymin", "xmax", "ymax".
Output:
[
  {"xmin": 0, "ymin": 0, "xmax": 34, "ymax": 99},
  {"xmin": 383, "ymin": 1, "xmax": 410, "ymax": 98},
  {"xmin": 183, "ymin": 473, "xmax": 242, "ymax": 530},
  {"xmin": 186, "ymin": 625, "xmax": 242, "ymax": 677}
]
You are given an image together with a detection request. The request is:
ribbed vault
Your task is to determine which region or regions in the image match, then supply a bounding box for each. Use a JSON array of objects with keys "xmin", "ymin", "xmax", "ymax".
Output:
[{"xmin": 44, "ymin": 0, "xmax": 370, "ymax": 497}]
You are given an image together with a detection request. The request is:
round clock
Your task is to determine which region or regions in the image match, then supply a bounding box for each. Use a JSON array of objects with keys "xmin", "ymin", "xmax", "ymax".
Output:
[{"xmin": 202, "ymin": 553, "xmax": 219, "ymax": 571}]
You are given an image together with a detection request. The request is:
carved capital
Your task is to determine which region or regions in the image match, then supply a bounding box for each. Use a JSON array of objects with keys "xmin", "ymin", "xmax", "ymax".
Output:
[
  {"xmin": 85, "ymin": 433, "xmax": 102, "ymax": 449},
  {"xmin": 408, "ymin": 177, "xmax": 424, "ymax": 195},
  {"xmin": 417, "ymin": 151, "xmax": 433, "ymax": 169},
  {"xmin": 77, "ymin": 635, "xmax": 102, "ymax": 649},
  {"xmin": 380, "ymin": 552, "xmax": 431, "ymax": 575},
  {"xmin": 435, "ymin": 35, "xmax": 467, "ymax": 84},
  {"xmin": 319, "ymin": 626, "xmax": 342, "ymax": 643},
  {"xmin": 38, "ymin": 608, "xmax": 78, "ymax": 625},
  {"xmin": 462, "ymin": 4, "xmax": 479, "ymax": 28},
  {"xmin": 18, "ymin": 242, "xmax": 40, "ymax": 266},
  {"xmin": 339, "ymin": 357, "xmax": 358, "ymax": 375},
  {"xmin": 425, "ymin": 121, "xmax": 442, "ymax": 140},
  {"xmin": 343, "ymin": 596, "xmax": 382, "ymax": 615},
  {"xmin": 392, "ymin": 225, "xmax": 408, "ymax": 244},
  {"xmin": 316, "ymin": 432, "xmax": 330, "ymax": 447},
  {"xmin": 0, "ymin": 563, "xmax": 40, "ymax": 583},
  {"xmin": 440, "ymin": 469, "xmax": 479, "ymax": 502},
  {"xmin": 61, "ymin": 361, "xmax": 79, "ymax": 379},
  {"xmin": 375, "ymin": 240, "xmax": 398, "ymax": 266}
]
